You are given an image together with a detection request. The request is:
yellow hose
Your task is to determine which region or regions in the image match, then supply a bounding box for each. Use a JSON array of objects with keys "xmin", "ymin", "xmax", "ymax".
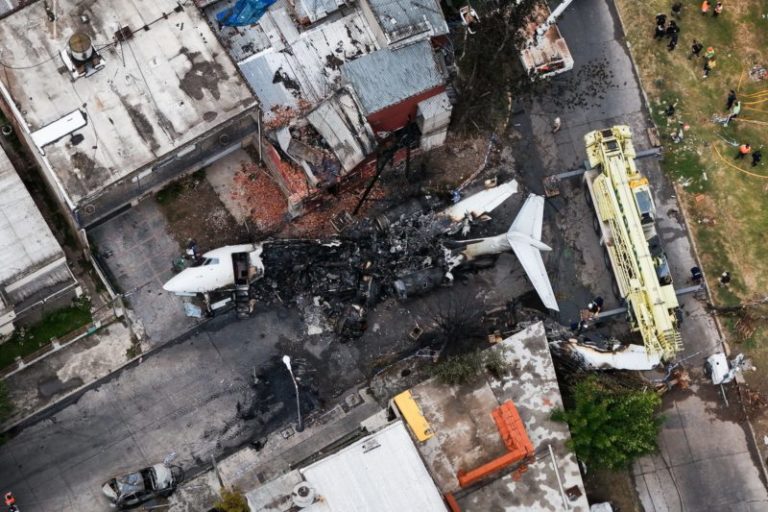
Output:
[
  {"xmin": 712, "ymin": 144, "xmax": 768, "ymax": 179},
  {"xmin": 735, "ymin": 118, "xmax": 768, "ymax": 126}
]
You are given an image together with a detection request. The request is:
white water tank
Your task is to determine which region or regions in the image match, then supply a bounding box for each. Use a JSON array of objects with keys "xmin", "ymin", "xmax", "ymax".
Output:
[{"xmin": 68, "ymin": 33, "xmax": 94, "ymax": 62}]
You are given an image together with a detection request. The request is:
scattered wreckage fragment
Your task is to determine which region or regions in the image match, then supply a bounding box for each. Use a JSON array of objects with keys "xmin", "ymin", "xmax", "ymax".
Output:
[
  {"xmin": 550, "ymin": 337, "xmax": 662, "ymax": 371},
  {"xmin": 705, "ymin": 352, "xmax": 749, "ymax": 385},
  {"xmin": 163, "ymin": 180, "xmax": 560, "ymax": 336}
]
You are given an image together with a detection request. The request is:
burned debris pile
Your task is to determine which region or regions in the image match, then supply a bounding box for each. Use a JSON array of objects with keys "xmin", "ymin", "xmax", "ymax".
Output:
[{"xmin": 246, "ymin": 195, "xmax": 500, "ymax": 338}]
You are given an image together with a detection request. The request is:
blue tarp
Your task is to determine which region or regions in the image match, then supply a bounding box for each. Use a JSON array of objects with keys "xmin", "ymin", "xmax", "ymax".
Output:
[{"xmin": 216, "ymin": 0, "xmax": 277, "ymax": 26}]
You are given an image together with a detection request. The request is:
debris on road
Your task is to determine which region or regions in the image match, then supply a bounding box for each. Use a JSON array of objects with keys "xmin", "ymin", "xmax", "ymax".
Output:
[{"xmin": 164, "ymin": 180, "xmax": 560, "ymax": 338}]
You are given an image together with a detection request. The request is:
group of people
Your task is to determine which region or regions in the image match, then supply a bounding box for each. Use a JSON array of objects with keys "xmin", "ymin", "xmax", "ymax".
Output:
[
  {"xmin": 655, "ymin": 6, "xmax": 722, "ymax": 76},
  {"xmin": 725, "ymin": 90, "xmax": 763, "ymax": 165},
  {"xmin": 656, "ymin": 4, "xmax": 762, "ymax": 166},
  {"xmin": 654, "ymin": 12, "xmax": 680, "ymax": 51}
]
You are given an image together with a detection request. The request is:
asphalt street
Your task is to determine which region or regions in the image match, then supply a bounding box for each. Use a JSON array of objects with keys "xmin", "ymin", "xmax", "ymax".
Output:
[{"xmin": 2, "ymin": 0, "xmax": 767, "ymax": 510}]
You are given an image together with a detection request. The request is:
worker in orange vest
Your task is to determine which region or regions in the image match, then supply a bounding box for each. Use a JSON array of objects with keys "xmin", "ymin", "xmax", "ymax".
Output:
[
  {"xmin": 736, "ymin": 143, "xmax": 751, "ymax": 159},
  {"xmin": 701, "ymin": 0, "xmax": 710, "ymax": 14}
]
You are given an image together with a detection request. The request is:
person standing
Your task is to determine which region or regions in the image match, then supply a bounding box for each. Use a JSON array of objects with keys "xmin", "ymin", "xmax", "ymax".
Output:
[
  {"xmin": 726, "ymin": 100, "xmax": 741, "ymax": 125},
  {"xmin": 703, "ymin": 56, "xmax": 716, "ymax": 77},
  {"xmin": 672, "ymin": 2, "xmax": 683, "ymax": 18},
  {"xmin": 689, "ymin": 39, "xmax": 704, "ymax": 59},
  {"xmin": 668, "ymin": 32, "xmax": 679, "ymax": 51},
  {"xmin": 735, "ymin": 143, "xmax": 751, "ymax": 159},
  {"xmin": 655, "ymin": 20, "xmax": 667, "ymax": 40},
  {"xmin": 713, "ymin": 2, "xmax": 723, "ymax": 16},
  {"xmin": 666, "ymin": 20, "xmax": 679, "ymax": 38},
  {"xmin": 752, "ymin": 150, "xmax": 763, "ymax": 167},
  {"xmin": 701, "ymin": 0, "xmax": 710, "ymax": 14},
  {"xmin": 726, "ymin": 89, "xmax": 737, "ymax": 110},
  {"xmin": 719, "ymin": 271, "xmax": 731, "ymax": 286}
]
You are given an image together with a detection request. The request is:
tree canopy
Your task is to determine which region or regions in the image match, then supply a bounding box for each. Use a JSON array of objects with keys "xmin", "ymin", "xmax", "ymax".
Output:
[{"xmin": 552, "ymin": 376, "xmax": 663, "ymax": 469}]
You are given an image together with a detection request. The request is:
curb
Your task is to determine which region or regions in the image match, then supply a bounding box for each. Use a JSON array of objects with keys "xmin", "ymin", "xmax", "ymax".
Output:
[
  {"xmin": 611, "ymin": 0, "xmax": 768, "ymax": 489},
  {"xmin": 0, "ymin": 311, "xmax": 219, "ymax": 436}
]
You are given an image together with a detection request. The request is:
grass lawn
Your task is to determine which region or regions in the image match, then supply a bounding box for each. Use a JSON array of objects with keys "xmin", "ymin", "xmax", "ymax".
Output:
[
  {"xmin": 614, "ymin": 0, "xmax": 768, "ymax": 448},
  {"xmin": 0, "ymin": 299, "xmax": 92, "ymax": 370},
  {"xmin": 615, "ymin": 0, "xmax": 768, "ymax": 302}
]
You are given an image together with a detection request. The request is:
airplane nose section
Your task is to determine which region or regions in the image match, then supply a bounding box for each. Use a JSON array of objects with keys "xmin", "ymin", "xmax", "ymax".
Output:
[{"xmin": 163, "ymin": 273, "xmax": 187, "ymax": 293}]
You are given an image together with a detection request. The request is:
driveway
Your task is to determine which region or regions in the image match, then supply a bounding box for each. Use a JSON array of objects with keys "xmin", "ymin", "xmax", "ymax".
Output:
[{"xmin": 89, "ymin": 199, "xmax": 198, "ymax": 347}]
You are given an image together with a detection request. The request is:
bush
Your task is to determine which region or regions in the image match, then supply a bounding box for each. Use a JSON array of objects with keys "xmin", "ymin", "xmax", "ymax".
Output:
[
  {"xmin": 213, "ymin": 487, "xmax": 249, "ymax": 512},
  {"xmin": 552, "ymin": 376, "xmax": 663, "ymax": 469},
  {"xmin": 431, "ymin": 349, "xmax": 510, "ymax": 385}
]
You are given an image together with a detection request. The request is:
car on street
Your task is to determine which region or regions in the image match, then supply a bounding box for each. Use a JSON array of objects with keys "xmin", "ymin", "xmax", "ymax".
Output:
[{"xmin": 101, "ymin": 463, "xmax": 183, "ymax": 509}]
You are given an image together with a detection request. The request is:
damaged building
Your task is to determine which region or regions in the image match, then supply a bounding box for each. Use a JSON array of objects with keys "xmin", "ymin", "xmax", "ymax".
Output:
[
  {"xmin": 200, "ymin": 0, "xmax": 455, "ymax": 215},
  {"xmin": 0, "ymin": 0, "xmax": 258, "ymax": 233}
]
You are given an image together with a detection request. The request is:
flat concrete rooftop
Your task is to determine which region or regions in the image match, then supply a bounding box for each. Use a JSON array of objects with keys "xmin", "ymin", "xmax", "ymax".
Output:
[
  {"xmin": 0, "ymin": 0, "xmax": 255, "ymax": 205},
  {"xmin": 0, "ymin": 146, "xmax": 64, "ymax": 286},
  {"xmin": 410, "ymin": 322, "xmax": 590, "ymax": 511}
]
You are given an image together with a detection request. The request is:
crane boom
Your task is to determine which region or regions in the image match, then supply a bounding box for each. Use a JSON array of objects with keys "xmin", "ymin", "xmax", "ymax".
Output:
[{"xmin": 583, "ymin": 126, "xmax": 682, "ymax": 361}]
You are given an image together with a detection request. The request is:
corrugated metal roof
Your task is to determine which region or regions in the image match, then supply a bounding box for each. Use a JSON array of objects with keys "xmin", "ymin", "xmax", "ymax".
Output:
[
  {"xmin": 294, "ymin": 0, "xmax": 343, "ymax": 23},
  {"xmin": 239, "ymin": 10, "xmax": 377, "ymax": 122},
  {"xmin": 300, "ymin": 421, "xmax": 446, "ymax": 512},
  {"xmin": 0, "ymin": 148, "xmax": 64, "ymax": 286},
  {"xmin": 365, "ymin": 0, "xmax": 449, "ymax": 44},
  {"xmin": 307, "ymin": 89, "xmax": 376, "ymax": 172},
  {"xmin": 341, "ymin": 40, "xmax": 442, "ymax": 115}
]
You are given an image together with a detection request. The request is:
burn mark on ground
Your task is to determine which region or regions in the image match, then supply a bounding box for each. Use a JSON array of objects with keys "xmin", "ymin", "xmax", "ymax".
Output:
[
  {"xmin": 203, "ymin": 111, "xmax": 218, "ymax": 122},
  {"xmin": 178, "ymin": 47, "xmax": 229, "ymax": 101}
]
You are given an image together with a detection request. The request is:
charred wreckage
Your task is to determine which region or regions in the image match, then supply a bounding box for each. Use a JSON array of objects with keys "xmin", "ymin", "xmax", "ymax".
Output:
[{"xmin": 163, "ymin": 180, "xmax": 558, "ymax": 339}]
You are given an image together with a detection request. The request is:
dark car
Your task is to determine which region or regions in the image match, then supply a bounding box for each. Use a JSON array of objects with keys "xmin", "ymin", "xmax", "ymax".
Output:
[{"xmin": 101, "ymin": 464, "xmax": 183, "ymax": 509}]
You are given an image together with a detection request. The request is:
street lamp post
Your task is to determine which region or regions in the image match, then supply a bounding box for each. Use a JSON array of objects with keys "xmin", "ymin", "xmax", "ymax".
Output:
[{"xmin": 282, "ymin": 355, "xmax": 304, "ymax": 432}]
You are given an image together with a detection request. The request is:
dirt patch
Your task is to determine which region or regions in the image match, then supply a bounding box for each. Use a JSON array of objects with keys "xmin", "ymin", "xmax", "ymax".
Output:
[
  {"xmin": 156, "ymin": 171, "xmax": 249, "ymax": 252},
  {"xmin": 420, "ymin": 132, "xmax": 492, "ymax": 190},
  {"xmin": 583, "ymin": 466, "xmax": 643, "ymax": 512}
]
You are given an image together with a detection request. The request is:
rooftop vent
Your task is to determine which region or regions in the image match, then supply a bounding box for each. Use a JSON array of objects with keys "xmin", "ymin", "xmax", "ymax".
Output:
[
  {"xmin": 60, "ymin": 32, "xmax": 105, "ymax": 81},
  {"xmin": 291, "ymin": 483, "xmax": 316, "ymax": 508}
]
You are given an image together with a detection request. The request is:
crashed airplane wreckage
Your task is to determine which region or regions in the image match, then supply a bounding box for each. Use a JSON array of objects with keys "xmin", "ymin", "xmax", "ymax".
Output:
[{"xmin": 163, "ymin": 180, "xmax": 558, "ymax": 337}]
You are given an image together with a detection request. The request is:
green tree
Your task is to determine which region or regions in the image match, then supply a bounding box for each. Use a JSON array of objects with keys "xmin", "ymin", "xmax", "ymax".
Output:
[
  {"xmin": 0, "ymin": 380, "xmax": 12, "ymax": 422},
  {"xmin": 552, "ymin": 377, "xmax": 663, "ymax": 469},
  {"xmin": 213, "ymin": 487, "xmax": 249, "ymax": 512}
]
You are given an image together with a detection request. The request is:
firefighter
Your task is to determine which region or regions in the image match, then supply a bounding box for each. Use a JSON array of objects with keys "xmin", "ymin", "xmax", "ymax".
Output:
[{"xmin": 735, "ymin": 143, "xmax": 751, "ymax": 159}]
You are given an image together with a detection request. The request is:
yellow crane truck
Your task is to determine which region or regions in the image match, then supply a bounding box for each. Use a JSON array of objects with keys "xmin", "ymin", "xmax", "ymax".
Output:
[{"xmin": 583, "ymin": 126, "xmax": 682, "ymax": 361}]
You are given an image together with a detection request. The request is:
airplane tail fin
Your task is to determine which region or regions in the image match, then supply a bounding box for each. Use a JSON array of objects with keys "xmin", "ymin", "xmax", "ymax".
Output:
[{"xmin": 506, "ymin": 195, "xmax": 559, "ymax": 311}]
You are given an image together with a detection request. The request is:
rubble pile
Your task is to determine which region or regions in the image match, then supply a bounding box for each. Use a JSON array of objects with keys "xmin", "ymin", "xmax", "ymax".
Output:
[
  {"xmin": 232, "ymin": 164, "xmax": 288, "ymax": 233},
  {"xmin": 245, "ymin": 198, "xmax": 497, "ymax": 338}
]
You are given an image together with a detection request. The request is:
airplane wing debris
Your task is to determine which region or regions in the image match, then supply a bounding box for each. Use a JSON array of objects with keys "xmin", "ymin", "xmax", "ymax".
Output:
[{"xmin": 442, "ymin": 180, "xmax": 518, "ymax": 222}]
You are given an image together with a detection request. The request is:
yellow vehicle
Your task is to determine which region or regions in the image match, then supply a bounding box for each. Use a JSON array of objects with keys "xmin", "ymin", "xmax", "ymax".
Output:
[{"xmin": 583, "ymin": 126, "xmax": 682, "ymax": 361}]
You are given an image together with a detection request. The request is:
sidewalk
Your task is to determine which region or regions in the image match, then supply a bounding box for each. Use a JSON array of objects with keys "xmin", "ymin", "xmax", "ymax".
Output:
[
  {"xmin": 167, "ymin": 386, "xmax": 384, "ymax": 510},
  {"xmin": 1, "ymin": 319, "xmax": 135, "ymax": 431}
]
